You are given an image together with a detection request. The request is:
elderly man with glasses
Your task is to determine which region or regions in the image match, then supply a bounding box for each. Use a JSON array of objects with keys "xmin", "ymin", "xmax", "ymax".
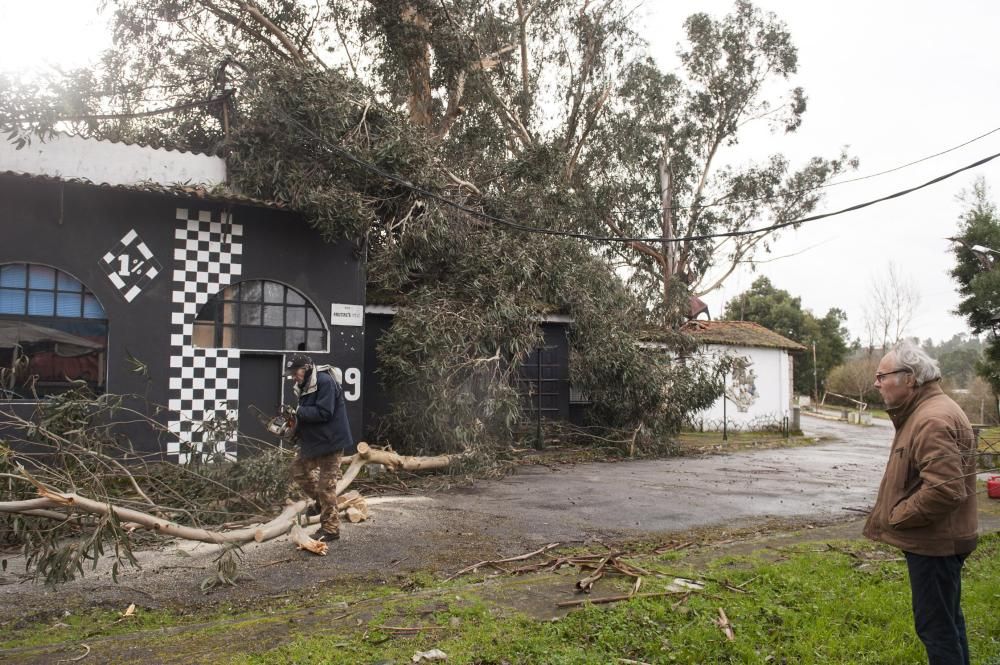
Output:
[{"xmin": 863, "ymin": 341, "xmax": 978, "ymax": 665}]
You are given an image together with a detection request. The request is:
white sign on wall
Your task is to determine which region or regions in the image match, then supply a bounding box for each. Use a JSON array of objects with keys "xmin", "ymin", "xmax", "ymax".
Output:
[{"xmin": 330, "ymin": 303, "xmax": 363, "ymax": 327}]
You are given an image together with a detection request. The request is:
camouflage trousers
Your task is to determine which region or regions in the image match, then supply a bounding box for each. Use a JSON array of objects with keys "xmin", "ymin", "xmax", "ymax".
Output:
[{"xmin": 291, "ymin": 451, "xmax": 343, "ymax": 534}]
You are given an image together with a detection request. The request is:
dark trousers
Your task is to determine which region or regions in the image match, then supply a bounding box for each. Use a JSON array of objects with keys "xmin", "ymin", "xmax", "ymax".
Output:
[{"xmin": 904, "ymin": 551, "xmax": 970, "ymax": 665}]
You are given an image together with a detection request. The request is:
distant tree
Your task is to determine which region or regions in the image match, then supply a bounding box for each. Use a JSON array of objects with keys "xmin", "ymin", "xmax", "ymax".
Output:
[
  {"xmin": 950, "ymin": 178, "xmax": 1000, "ymax": 404},
  {"xmin": 923, "ymin": 333, "xmax": 986, "ymax": 388},
  {"xmin": 724, "ymin": 276, "xmax": 850, "ymax": 398},
  {"xmin": 942, "ymin": 376, "xmax": 999, "ymax": 426},
  {"xmin": 862, "ymin": 262, "xmax": 920, "ymax": 353},
  {"xmin": 825, "ymin": 354, "xmax": 880, "ymax": 407}
]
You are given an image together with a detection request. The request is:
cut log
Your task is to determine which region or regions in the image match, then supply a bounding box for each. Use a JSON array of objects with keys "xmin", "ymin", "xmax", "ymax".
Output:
[
  {"xmin": 335, "ymin": 441, "xmax": 453, "ymax": 500},
  {"xmin": 349, "ymin": 441, "xmax": 453, "ymax": 473},
  {"xmin": 338, "ymin": 491, "xmax": 369, "ymax": 523}
]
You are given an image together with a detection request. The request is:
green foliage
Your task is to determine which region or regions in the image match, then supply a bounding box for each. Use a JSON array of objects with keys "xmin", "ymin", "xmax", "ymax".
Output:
[
  {"xmin": 923, "ymin": 334, "xmax": 989, "ymax": 388},
  {"xmin": 0, "ymin": 387, "xmax": 296, "ymax": 585},
  {"xmin": 724, "ymin": 276, "xmax": 851, "ymax": 396},
  {"xmin": 951, "ymin": 179, "xmax": 1000, "ymax": 396},
  {"xmin": 581, "ymin": 1, "xmax": 855, "ymax": 312},
  {"xmin": 200, "ymin": 544, "xmax": 253, "ymax": 593}
]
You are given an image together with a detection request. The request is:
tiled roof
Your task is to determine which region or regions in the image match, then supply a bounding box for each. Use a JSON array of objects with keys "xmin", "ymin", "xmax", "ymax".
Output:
[
  {"xmin": 0, "ymin": 170, "xmax": 286, "ymax": 210},
  {"xmin": 680, "ymin": 320, "xmax": 807, "ymax": 351}
]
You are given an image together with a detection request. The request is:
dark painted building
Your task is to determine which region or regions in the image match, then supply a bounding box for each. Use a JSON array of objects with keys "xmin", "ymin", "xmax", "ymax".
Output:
[
  {"xmin": 361, "ymin": 306, "xmax": 572, "ymax": 441},
  {"xmin": 0, "ymin": 135, "xmax": 364, "ymax": 461}
]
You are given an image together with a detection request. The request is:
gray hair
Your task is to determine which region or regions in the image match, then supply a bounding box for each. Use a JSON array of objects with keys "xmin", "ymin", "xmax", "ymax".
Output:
[{"xmin": 892, "ymin": 340, "xmax": 941, "ymax": 386}]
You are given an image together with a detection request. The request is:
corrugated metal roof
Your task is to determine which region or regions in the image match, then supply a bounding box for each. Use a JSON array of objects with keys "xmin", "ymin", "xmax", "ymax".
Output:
[
  {"xmin": 0, "ymin": 170, "xmax": 286, "ymax": 210},
  {"xmin": 680, "ymin": 320, "xmax": 807, "ymax": 351}
]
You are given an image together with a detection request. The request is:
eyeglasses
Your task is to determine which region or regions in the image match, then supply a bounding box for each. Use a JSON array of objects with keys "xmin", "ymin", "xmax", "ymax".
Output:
[{"xmin": 874, "ymin": 369, "xmax": 911, "ymax": 383}]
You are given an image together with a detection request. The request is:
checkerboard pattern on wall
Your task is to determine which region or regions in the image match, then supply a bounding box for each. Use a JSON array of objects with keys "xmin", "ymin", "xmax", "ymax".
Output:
[{"xmin": 166, "ymin": 208, "xmax": 243, "ymax": 463}]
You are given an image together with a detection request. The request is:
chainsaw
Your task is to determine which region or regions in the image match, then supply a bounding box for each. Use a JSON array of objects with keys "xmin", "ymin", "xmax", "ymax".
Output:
[{"xmin": 252, "ymin": 404, "xmax": 298, "ymax": 440}]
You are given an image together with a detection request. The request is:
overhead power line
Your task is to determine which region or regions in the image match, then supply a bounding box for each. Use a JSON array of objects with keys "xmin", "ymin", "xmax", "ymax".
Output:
[{"xmin": 622, "ymin": 124, "xmax": 1000, "ymax": 213}]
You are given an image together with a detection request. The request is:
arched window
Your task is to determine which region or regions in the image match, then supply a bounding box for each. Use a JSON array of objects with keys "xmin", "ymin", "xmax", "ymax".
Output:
[
  {"xmin": 193, "ymin": 280, "xmax": 327, "ymax": 351},
  {"xmin": 0, "ymin": 263, "xmax": 108, "ymax": 399}
]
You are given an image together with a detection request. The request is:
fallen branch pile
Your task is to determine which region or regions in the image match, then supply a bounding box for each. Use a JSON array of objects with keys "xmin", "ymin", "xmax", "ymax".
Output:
[
  {"xmin": 444, "ymin": 542, "xmax": 752, "ymax": 642},
  {"xmin": 2, "ymin": 442, "xmax": 454, "ymax": 551}
]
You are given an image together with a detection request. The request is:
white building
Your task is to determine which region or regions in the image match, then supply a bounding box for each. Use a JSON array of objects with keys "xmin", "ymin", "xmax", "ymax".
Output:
[{"xmin": 681, "ymin": 320, "xmax": 805, "ymax": 431}]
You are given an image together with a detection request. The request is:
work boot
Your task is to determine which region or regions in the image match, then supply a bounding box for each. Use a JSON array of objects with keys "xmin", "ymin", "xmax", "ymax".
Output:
[
  {"xmin": 314, "ymin": 529, "xmax": 340, "ymax": 543},
  {"xmin": 305, "ymin": 502, "xmax": 321, "ymax": 518}
]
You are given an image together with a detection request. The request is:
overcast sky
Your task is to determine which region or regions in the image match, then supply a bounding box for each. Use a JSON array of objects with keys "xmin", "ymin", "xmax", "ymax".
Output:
[{"xmin": 1, "ymin": 1, "xmax": 999, "ymax": 345}]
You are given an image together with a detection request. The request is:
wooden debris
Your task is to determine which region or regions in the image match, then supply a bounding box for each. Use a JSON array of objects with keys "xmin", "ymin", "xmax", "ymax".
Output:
[
  {"xmin": 289, "ymin": 524, "xmax": 328, "ymax": 556},
  {"xmin": 55, "ymin": 643, "xmax": 90, "ymax": 663},
  {"xmin": 666, "ymin": 578, "xmax": 705, "ymax": 593},
  {"xmin": 576, "ymin": 553, "xmax": 615, "ymax": 592},
  {"xmin": 654, "ymin": 541, "xmax": 693, "ymax": 554},
  {"xmin": 375, "ymin": 625, "xmax": 445, "ymax": 633},
  {"xmin": 716, "ymin": 607, "xmax": 735, "ymax": 641},
  {"xmin": 556, "ymin": 590, "xmax": 686, "ymax": 608},
  {"xmin": 443, "ymin": 543, "xmax": 561, "ymax": 581},
  {"xmin": 337, "ymin": 490, "xmax": 370, "ymax": 523},
  {"xmin": 1, "ymin": 442, "xmax": 455, "ymax": 553}
]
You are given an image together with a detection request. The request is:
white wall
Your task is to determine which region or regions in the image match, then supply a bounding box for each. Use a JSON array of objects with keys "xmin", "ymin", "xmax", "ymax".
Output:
[
  {"xmin": 0, "ymin": 132, "xmax": 226, "ymax": 187},
  {"xmin": 693, "ymin": 344, "xmax": 792, "ymax": 430}
]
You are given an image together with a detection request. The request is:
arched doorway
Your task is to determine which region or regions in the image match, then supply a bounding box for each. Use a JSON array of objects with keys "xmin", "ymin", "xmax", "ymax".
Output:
[{"xmin": 192, "ymin": 279, "xmax": 328, "ymax": 447}]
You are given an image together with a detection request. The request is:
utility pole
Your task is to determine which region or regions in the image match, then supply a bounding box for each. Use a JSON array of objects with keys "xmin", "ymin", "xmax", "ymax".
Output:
[{"xmin": 812, "ymin": 340, "xmax": 819, "ymax": 404}]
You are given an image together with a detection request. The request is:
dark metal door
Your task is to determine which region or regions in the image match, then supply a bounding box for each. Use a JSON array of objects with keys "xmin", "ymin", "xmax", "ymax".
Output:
[
  {"xmin": 517, "ymin": 325, "xmax": 569, "ymax": 422},
  {"xmin": 238, "ymin": 354, "xmax": 284, "ymax": 452}
]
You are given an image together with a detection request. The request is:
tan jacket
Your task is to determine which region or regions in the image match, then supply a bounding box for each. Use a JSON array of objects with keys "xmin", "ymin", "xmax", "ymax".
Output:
[{"xmin": 863, "ymin": 381, "xmax": 978, "ymax": 556}]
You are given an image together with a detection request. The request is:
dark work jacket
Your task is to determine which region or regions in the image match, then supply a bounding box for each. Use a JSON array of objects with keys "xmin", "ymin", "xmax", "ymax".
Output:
[{"xmin": 294, "ymin": 369, "xmax": 355, "ymax": 459}]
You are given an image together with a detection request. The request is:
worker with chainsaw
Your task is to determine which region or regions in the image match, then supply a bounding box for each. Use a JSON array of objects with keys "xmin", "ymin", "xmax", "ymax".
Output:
[
  {"xmin": 863, "ymin": 341, "xmax": 978, "ymax": 665},
  {"xmin": 285, "ymin": 353, "xmax": 354, "ymax": 543}
]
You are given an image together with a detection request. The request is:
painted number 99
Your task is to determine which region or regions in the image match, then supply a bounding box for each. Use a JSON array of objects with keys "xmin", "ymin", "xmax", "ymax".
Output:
[{"xmin": 331, "ymin": 367, "xmax": 361, "ymax": 401}]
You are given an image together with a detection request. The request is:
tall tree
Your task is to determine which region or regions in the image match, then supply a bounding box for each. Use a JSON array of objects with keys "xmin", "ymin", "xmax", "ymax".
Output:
[
  {"xmin": 950, "ymin": 178, "xmax": 1000, "ymax": 401},
  {"xmin": 579, "ymin": 1, "xmax": 855, "ymax": 324},
  {"xmin": 724, "ymin": 276, "xmax": 850, "ymax": 397},
  {"xmin": 862, "ymin": 262, "xmax": 920, "ymax": 353}
]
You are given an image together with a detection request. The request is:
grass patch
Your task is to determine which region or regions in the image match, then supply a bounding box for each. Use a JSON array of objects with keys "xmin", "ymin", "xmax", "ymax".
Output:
[
  {"xmin": 6, "ymin": 533, "xmax": 999, "ymax": 664},
  {"xmin": 226, "ymin": 534, "xmax": 1000, "ymax": 665}
]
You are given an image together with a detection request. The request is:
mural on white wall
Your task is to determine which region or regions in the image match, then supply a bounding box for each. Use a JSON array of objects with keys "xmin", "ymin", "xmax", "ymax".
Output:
[{"xmin": 726, "ymin": 355, "xmax": 759, "ymax": 413}]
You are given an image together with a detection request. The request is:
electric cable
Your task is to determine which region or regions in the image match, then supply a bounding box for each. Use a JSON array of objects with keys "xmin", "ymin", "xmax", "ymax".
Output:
[
  {"xmin": 641, "ymin": 124, "xmax": 1000, "ymax": 212},
  {"xmin": 276, "ymin": 105, "xmax": 1000, "ymax": 244}
]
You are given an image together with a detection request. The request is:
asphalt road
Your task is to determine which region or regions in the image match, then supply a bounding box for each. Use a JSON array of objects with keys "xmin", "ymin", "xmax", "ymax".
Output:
[{"xmin": 436, "ymin": 413, "xmax": 894, "ymax": 541}]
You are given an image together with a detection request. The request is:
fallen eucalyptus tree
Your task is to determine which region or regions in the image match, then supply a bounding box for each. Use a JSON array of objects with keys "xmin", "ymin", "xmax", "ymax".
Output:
[
  {"xmin": 1, "ymin": 441, "xmax": 455, "ymax": 554},
  {"xmin": 0, "ymin": 389, "xmax": 459, "ymax": 583}
]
